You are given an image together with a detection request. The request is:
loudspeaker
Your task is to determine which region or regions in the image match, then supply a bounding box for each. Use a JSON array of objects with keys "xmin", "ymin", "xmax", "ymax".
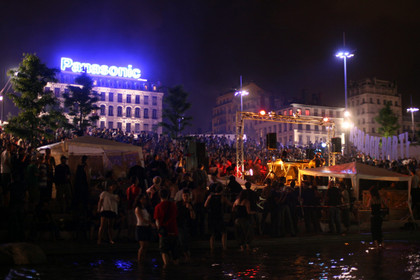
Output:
[
  {"xmin": 307, "ymin": 148, "xmax": 315, "ymax": 159},
  {"xmin": 266, "ymin": 133, "xmax": 277, "ymax": 150},
  {"xmin": 331, "ymin": 137, "xmax": 342, "ymax": 153},
  {"xmin": 185, "ymin": 141, "xmax": 207, "ymax": 171},
  {"xmin": 196, "ymin": 142, "xmax": 206, "ymax": 167}
]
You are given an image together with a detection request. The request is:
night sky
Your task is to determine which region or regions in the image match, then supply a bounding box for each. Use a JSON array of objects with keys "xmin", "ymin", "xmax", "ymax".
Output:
[{"xmin": 1, "ymin": 0, "xmax": 419, "ymax": 132}]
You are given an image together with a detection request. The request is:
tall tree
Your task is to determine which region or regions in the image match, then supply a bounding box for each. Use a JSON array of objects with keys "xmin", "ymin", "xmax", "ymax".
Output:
[
  {"xmin": 159, "ymin": 85, "xmax": 192, "ymax": 138},
  {"xmin": 63, "ymin": 72, "xmax": 99, "ymax": 135},
  {"xmin": 374, "ymin": 101, "xmax": 400, "ymax": 137},
  {"xmin": 5, "ymin": 54, "xmax": 65, "ymax": 146}
]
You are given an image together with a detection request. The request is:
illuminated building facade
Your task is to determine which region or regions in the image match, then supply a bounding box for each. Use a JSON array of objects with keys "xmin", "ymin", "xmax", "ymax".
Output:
[
  {"xmin": 348, "ymin": 78, "xmax": 402, "ymax": 136},
  {"xmin": 254, "ymin": 103, "xmax": 345, "ymax": 147},
  {"xmin": 212, "ymin": 82, "xmax": 271, "ymax": 138},
  {"xmin": 47, "ymin": 58, "xmax": 163, "ymax": 134}
]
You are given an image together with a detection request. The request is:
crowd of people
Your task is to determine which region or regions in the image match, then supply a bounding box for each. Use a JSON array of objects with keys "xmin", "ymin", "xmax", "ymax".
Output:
[{"xmin": 0, "ymin": 129, "xmax": 418, "ymax": 266}]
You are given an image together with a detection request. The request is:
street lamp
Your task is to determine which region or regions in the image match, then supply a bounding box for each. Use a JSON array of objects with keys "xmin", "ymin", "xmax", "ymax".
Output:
[
  {"xmin": 235, "ymin": 75, "xmax": 249, "ymax": 112},
  {"xmin": 407, "ymin": 107, "xmax": 419, "ymax": 141},
  {"xmin": 336, "ymin": 51, "xmax": 354, "ymax": 110},
  {"xmin": 235, "ymin": 90, "xmax": 249, "ymax": 112},
  {"xmin": 0, "ymin": 95, "xmax": 3, "ymax": 124}
]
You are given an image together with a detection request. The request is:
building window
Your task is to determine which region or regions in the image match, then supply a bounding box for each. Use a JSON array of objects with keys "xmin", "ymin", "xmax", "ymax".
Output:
[
  {"xmin": 108, "ymin": 121, "xmax": 113, "ymax": 129},
  {"xmin": 144, "ymin": 108, "xmax": 149, "ymax": 119},
  {"xmin": 315, "ymin": 126, "xmax": 319, "ymax": 131},
  {"xmin": 109, "ymin": 92, "xmax": 114, "ymax": 102},
  {"xmin": 370, "ymin": 98, "xmax": 373, "ymax": 103},
  {"xmin": 54, "ymin": 88, "xmax": 60, "ymax": 98},
  {"xmin": 135, "ymin": 123, "xmax": 140, "ymax": 133},
  {"xmin": 289, "ymin": 109, "xmax": 293, "ymax": 116},
  {"xmin": 101, "ymin": 92, "xmax": 106, "ymax": 101},
  {"xmin": 117, "ymin": 106, "xmax": 122, "ymax": 117},
  {"xmin": 298, "ymin": 124, "xmax": 302, "ymax": 130},
  {"xmin": 135, "ymin": 95, "xmax": 140, "ymax": 104},
  {"xmin": 118, "ymin": 94, "xmax": 123, "ymax": 103},
  {"xmin": 395, "ymin": 101, "xmax": 398, "ymax": 106},
  {"xmin": 278, "ymin": 124, "xmax": 282, "ymax": 133},
  {"xmin": 314, "ymin": 109, "xmax": 318, "ymax": 116},
  {"xmin": 135, "ymin": 108, "xmax": 140, "ymax": 118},
  {"xmin": 306, "ymin": 124, "xmax": 310, "ymax": 131},
  {"xmin": 127, "ymin": 95, "xmax": 131, "ymax": 103},
  {"xmin": 306, "ymin": 136, "xmax": 311, "ymax": 144},
  {"xmin": 117, "ymin": 122, "xmax": 122, "ymax": 130},
  {"xmin": 100, "ymin": 105, "xmax": 105, "ymax": 116},
  {"xmin": 108, "ymin": 106, "xmax": 114, "ymax": 116},
  {"xmin": 383, "ymin": 100, "xmax": 386, "ymax": 105},
  {"xmin": 377, "ymin": 99, "xmax": 380, "ymax": 104},
  {"xmin": 100, "ymin": 121, "xmax": 105, "ymax": 129},
  {"xmin": 144, "ymin": 96, "xmax": 149, "ymax": 105},
  {"xmin": 284, "ymin": 123, "xmax": 287, "ymax": 131},
  {"xmin": 283, "ymin": 110, "xmax": 287, "ymax": 116},
  {"xmin": 299, "ymin": 135, "xmax": 303, "ymax": 144},
  {"xmin": 305, "ymin": 109, "xmax": 310, "ymax": 116},
  {"xmin": 152, "ymin": 96, "xmax": 157, "ymax": 105},
  {"xmin": 126, "ymin": 123, "xmax": 131, "ymax": 132},
  {"xmin": 289, "ymin": 124, "xmax": 292, "ymax": 130},
  {"xmin": 126, "ymin": 107, "xmax": 132, "ymax": 117},
  {"xmin": 152, "ymin": 109, "xmax": 157, "ymax": 119}
]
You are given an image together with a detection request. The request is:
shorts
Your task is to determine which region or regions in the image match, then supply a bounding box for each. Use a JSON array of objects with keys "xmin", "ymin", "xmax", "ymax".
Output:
[
  {"xmin": 159, "ymin": 235, "xmax": 180, "ymax": 260},
  {"xmin": 100, "ymin": 211, "xmax": 117, "ymax": 218},
  {"xmin": 136, "ymin": 226, "xmax": 152, "ymax": 241}
]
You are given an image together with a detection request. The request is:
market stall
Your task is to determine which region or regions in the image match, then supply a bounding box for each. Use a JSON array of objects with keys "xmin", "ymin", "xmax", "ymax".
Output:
[
  {"xmin": 298, "ymin": 162, "xmax": 413, "ymax": 220},
  {"xmin": 37, "ymin": 136, "xmax": 144, "ymax": 179}
]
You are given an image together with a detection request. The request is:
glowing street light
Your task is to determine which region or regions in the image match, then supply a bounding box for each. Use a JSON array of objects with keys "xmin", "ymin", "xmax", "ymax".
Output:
[
  {"xmin": 336, "ymin": 51, "xmax": 354, "ymax": 110},
  {"xmin": 407, "ymin": 107, "xmax": 419, "ymax": 141},
  {"xmin": 235, "ymin": 75, "xmax": 249, "ymax": 112}
]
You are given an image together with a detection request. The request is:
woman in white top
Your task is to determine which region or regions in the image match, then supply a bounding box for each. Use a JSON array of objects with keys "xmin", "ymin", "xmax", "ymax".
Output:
[
  {"xmin": 134, "ymin": 193, "xmax": 153, "ymax": 263},
  {"xmin": 97, "ymin": 182, "xmax": 119, "ymax": 245}
]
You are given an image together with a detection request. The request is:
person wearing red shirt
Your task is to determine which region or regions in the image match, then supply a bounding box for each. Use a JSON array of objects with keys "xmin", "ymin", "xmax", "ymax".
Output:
[{"xmin": 154, "ymin": 188, "xmax": 179, "ymax": 267}]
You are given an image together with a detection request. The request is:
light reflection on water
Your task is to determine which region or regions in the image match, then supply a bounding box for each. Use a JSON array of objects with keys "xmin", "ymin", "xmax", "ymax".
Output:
[{"xmin": 2, "ymin": 241, "xmax": 420, "ymax": 280}]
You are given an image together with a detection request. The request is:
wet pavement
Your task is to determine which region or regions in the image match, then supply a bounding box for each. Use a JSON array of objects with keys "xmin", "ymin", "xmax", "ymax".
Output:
[{"xmin": 2, "ymin": 229, "xmax": 420, "ymax": 279}]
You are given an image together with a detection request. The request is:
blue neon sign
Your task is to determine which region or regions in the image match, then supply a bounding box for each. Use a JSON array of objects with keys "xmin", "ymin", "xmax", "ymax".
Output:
[{"xmin": 60, "ymin": 57, "xmax": 144, "ymax": 80}]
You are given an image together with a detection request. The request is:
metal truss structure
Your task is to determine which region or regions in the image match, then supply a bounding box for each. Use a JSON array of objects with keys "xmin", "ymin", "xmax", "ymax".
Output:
[{"xmin": 235, "ymin": 111, "xmax": 336, "ymax": 179}]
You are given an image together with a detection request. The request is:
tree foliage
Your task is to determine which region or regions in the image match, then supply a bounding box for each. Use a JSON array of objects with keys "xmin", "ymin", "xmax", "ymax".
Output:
[
  {"xmin": 159, "ymin": 85, "xmax": 192, "ymax": 138},
  {"xmin": 5, "ymin": 53, "xmax": 66, "ymax": 146},
  {"xmin": 374, "ymin": 101, "xmax": 400, "ymax": 137},
  {"xmin": 63, "ymin": 72, "xmax": 99, "ymax": 135}
]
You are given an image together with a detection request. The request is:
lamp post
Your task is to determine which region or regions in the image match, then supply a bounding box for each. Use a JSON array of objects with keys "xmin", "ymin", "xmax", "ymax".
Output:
[
  {"xmin": 336, "ymin": 51, "xmax": 354, "ymax": 110},
  {"xmin": 407, "ymin": 107, "xmax": 419, "ymax": 141},
  {"xmin": 0, "ymin": 95, "xmax": 3, "ymax": 124},
  {"xmin": 235, "ymin": 75, "xmax": 249, "ymax": 112}
]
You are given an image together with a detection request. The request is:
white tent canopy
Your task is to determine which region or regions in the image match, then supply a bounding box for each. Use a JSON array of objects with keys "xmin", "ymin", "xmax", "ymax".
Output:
[
  {"xmin": 38, "ymin": 136, "xmax": 144, "ymax": 178},
  {"xmin": 299, "ymin": 162, "xmax": 413, "ymax": 218}
]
